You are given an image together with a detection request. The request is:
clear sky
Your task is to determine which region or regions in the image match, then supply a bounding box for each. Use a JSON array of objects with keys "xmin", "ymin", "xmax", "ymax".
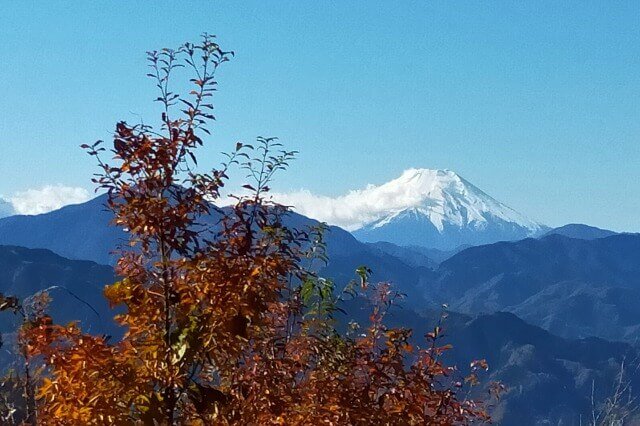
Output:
[{"xmin": 0, "ymin": 1, "xmax": 639, "ymax": 230}]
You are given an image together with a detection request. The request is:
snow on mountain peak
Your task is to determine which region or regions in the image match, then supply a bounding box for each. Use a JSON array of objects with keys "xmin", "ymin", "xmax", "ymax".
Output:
[
  {"xmin": 366, "ymin": 168, "xmax": 541, "ymax": 233},
  {"xmin": 271, "ymin": 167, "xmax": 544, "ymax": 249}
]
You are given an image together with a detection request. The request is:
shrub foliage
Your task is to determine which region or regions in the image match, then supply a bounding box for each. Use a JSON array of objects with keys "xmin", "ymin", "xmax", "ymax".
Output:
[{"xmin": 6, "ymin": 35, "xmax": 495, "ymax": 425}]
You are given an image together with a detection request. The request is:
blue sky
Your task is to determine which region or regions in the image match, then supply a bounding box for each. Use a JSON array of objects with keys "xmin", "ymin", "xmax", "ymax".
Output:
[{"xmin": 0, "ymin": 1, "xmax": 639, "ymax": 230}]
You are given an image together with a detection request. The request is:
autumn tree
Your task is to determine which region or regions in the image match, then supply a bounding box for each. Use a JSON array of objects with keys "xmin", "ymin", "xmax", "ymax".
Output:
[{"xmin": 22, "ymin": 34, "xmax": 495, "ymax": 425}]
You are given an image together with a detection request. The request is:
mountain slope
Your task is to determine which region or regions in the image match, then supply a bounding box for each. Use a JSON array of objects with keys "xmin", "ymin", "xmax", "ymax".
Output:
[
  {"xmin": 365, "ymin": 241, "xmax": 438, "ymax": 269},
  {"xmin": 543, "ymin": 223, "xmax": 618, "ymax": 240},
  {"xmin": 0, "ymin": 243, "xmax": 633, "ymax": 424},
  {"xmin": 0, "ymin": 245, "xmax": 120, "ymax": 367},
  {"xmin": 4, "ymin": 194, "xmax": 640, "ymax": 343},
  {"xmin": 352, "ymin": 169, "xmax": 546, "ymax": 249},
  {"xmin": 339, "ymin": 300, "xmax": 638, "ymax": 425},
  {"xmin": 0, "ymin": 194, "xmax": 125, "ymax": 265},
  {"xmin": 365, "ymin": 241, "xmax": 472, "ymax": 267},
  {"xmin": 0, "ymin": 198, "xmax": 638, "ymax": 423},
  {"xmin": 0, "ymin": 195, "xmax": 434, "ymax": 306},
  {"xmin": 426, "ymin": 233, "xmax": 640, "ymax": 341},
  {"xmin": 448, "ymin": 312, "xmax": 638, "ymax": 425}
]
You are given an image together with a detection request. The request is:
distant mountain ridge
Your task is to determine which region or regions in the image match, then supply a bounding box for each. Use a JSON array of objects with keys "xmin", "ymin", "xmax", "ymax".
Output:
[
  {"xmin": 0, "ymin": 245, "xmax": 120, "ymax": 368},
  {"xmin": 0, "ymin": 244, "xmax": 635, "ymax": 424},
  {"xmin": 446, "ymin": 311, "xmax": 639, "ymax": 425},
  {"xmin": 366, "ymin": 241, "xmax": 468, "ymax": 267},
  {"xmin": 4, "ymin": 192, "xmax": 640, "ymax": 344},
  {"xmin": 0, "ymin": 194, "xmax": 638, "ymax": 425},
  {"xmin": 425, "ymin": 233, "xmax": 640, "ymax": 341},
  {"xmin": 0, "ymin": 244, "xmax": 118, "ymax": 333},
  {"xmin": 353, "ymin": 169, "xmax": 547, "ymax": 250},
  {"xmin": 340, "ymin": 297, "xmax": 639, "ymax": 425},
  {"xmin": 0, "ymin": 194, "xmax": 126, "ymax": 265},
  {"xmin": 0, "ymin": 194, "xmax": 434, "ymax": 305},
  {"xmin": 543, "ymin": 223, "xmax": 619, "ymax": 240}
]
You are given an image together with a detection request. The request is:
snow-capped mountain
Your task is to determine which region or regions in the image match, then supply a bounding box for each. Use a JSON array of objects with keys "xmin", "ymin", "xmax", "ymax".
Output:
[
  {"xmin": 0, "ymin": 198, "xmax": 15, "ymax": 219},
  {"xmin": 352, "ymin": 169, "xmax": 546, "ymax": 249}
]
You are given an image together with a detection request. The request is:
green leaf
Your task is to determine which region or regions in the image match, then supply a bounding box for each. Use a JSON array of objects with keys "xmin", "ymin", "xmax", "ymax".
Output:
[{"xmin": 301, "ymin": 278, "xmax": 314, "ymax": 306}]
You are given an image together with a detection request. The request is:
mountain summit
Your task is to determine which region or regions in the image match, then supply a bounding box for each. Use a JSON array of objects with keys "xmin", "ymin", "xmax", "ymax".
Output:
[{"xmin": 353, "ymin": 168, "xmax": 546, "ymax": 249}]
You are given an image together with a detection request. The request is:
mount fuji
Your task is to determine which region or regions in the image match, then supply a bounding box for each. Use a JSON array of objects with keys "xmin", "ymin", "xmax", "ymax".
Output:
[{"xmin": 352, "ymin": 169, "xmax": 547, "ymax": 250}]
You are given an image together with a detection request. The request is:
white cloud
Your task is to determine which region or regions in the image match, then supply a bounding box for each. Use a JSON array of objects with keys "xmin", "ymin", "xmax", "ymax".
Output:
[
  {"xmin": 10, "ymin": 185, "xmax": 91, "ymax": 215},
  {"xmin": 267, "ymin": 171, "xmax": 428, "ymax": 231}
]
